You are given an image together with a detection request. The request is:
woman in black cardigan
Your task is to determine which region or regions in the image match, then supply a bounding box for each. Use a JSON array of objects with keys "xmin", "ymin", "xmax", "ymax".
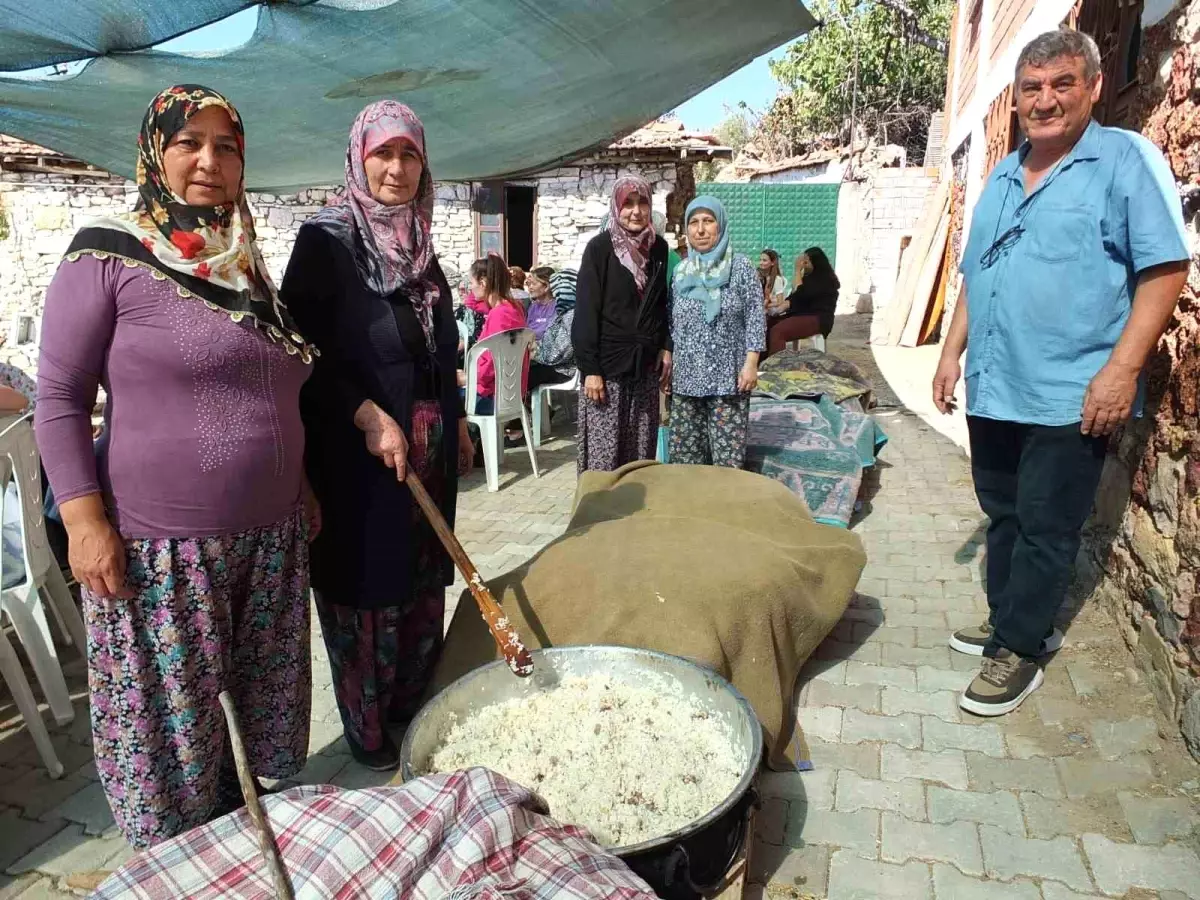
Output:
[
  {"xmin": 571, "ymin": 175, "xmax": 670, "ymax": 472},
  {"xmin": 766, "ymin": 246, "xmax": 840, "ymax": 357},
  {"xmin": 282, "ymin": 101, "xmax": 472, "ymax": 772}
]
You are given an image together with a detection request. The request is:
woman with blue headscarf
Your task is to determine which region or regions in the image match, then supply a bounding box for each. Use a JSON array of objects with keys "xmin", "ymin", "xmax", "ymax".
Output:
[{"xmin": 668, "ymin": 195, "xmax": 766, "ymax": 468}]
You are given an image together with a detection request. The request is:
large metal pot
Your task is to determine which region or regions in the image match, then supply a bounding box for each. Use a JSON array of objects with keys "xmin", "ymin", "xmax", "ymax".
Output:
[{"xmin": 400, "ymin": 646, "xmax": 763, "ymax": 899}]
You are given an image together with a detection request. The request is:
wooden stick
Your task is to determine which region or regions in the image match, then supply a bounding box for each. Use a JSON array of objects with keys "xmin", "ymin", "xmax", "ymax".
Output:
[
  {"xmin": 218, "ymin": 691, "xmax": 295, "ymax": 900},
  {"xmin": 406, "ymin": 469, "xmax": 534, "ymax": 677}
]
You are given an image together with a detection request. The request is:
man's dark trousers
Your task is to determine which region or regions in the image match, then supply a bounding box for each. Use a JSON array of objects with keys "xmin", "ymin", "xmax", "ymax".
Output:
[{"xmin": 966, "ymin": 416, "xmax": 1108, "ymax": 659}]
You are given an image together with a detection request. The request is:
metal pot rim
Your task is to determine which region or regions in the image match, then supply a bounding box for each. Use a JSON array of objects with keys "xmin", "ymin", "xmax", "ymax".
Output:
[{"xmin": 399, "ymin": 645, "xmax": 764, "ymax": 857}]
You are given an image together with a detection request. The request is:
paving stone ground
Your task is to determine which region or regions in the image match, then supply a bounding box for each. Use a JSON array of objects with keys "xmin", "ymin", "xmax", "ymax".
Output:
[{"xmin": 0, "ymin": 314, "xmax": 1196, "ymax": 898}]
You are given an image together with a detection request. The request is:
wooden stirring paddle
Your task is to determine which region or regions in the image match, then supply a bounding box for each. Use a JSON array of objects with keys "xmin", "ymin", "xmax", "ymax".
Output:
[{"xmin": 405, "ymin": 469, "xmax": 534, "ymax": 677}]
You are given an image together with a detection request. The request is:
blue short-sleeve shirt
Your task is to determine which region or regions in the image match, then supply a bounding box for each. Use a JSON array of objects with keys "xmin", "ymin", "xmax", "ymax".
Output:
[{"xmin": 960, "ymin": 120, "xmax": 1189, "ymax": 426}]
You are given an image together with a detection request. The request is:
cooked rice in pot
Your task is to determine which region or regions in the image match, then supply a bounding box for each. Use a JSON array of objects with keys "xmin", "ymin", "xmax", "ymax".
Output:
[{"xmin": 422, "ymin": 676, "xmax": 744, "ymax": 848}]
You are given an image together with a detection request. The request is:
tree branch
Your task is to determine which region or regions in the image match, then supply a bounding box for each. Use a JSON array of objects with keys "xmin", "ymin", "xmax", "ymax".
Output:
[{"xmin": 870, "ymin": 0, "xmax": 949, "ymax": 54}]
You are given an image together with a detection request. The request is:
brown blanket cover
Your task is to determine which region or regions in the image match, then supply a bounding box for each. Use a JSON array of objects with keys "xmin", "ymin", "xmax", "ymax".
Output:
[{"xmin": 429, "ymin": 461, "xmax": 866, "ymax": 770}]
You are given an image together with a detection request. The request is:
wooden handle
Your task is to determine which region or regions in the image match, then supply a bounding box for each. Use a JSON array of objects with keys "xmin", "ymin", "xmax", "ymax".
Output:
[
  {"xmin": 219, "ymin": 691, "xmax": 295, "ymax": 900},
  {"xmin": 406, "ymin": 469, "xmax": 534, "ymax": 677}
]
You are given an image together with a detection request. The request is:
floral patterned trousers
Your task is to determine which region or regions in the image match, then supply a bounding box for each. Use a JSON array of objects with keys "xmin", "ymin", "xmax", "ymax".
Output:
[
  {"xmin": 85, "ymin": 510, "xmax": 312, "ymax": 849},
  {"xmin": 668, "ymin": 393, "xmax": 751, "ymax": 469}
]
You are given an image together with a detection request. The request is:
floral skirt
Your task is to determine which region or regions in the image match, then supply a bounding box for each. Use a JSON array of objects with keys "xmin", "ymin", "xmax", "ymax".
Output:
[
  {"xmin": 576, "ymin": 371, "xmax": 660, "ymax": 473},
  {"xmin": 85, "ymin": 509, "xmax": 311, "ymax": 849},
  {"xmin": 314, "ymin": 400, "xmax": 447, "ymax": 752}
]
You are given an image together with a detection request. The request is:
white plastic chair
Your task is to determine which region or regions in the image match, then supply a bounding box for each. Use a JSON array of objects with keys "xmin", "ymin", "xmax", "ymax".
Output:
[
  {"xmin": 786, "ymin": 334, "xmax": 826, "ymax": 352},
  {"xmin": 465, "ymin": 328, "xmax": 540, "ymax": 492},
  {"xmin": 456, "ymin": 318, "xmax": 470, "ymax": 354},
  {"xmin": 531, "ymin": 369, "xmax": 580, "ymax": 448},
  {"xmin": 0, "ymin": 413, "xmax": 88, "ymax": 778}
]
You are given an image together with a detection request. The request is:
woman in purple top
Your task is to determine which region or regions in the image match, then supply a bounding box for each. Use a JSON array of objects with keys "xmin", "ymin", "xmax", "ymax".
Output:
[
  {"xmin": 524, "ymin": 266, "xmax": 558, "ymax": 340},
  {"xmin": 35, "ymin": 85, "xmax": 319, "ymax": 849}
]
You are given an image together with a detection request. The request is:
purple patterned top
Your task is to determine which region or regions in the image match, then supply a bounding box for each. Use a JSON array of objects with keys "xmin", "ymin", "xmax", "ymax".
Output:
[
  {"xmin": 36, "ymin": 256, "xmax": 311, "ymax": 539},
  {"xmin": 526, "ymin": 299, "xmax": 557, "ymax": 341}
]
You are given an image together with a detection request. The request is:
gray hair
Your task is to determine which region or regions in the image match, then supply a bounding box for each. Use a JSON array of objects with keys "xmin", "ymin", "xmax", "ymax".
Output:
[{"xmin": 1015, "ymin": 28, "xmax": 1102, "ymax": 82}]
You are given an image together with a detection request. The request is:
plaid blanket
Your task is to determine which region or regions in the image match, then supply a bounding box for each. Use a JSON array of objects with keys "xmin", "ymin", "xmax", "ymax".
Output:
[{"xmin": 94, "ymin": 768, "xmax": 655, "ymax": 899}]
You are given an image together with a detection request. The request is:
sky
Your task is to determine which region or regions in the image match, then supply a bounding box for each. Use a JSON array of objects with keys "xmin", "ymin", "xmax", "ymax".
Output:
[{"xmin": 156, "ymin": 8, "xmax": 793, "ymax": 134}]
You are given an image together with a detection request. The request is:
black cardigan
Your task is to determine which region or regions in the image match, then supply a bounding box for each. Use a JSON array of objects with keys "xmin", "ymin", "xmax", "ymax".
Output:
[
  {"xmin": 571, "ymin": 230, "xmax": 670, "ymax": 380},
  {"xmin": 282, "ymin": 224, "xmax": 460, "ymax": 609}
]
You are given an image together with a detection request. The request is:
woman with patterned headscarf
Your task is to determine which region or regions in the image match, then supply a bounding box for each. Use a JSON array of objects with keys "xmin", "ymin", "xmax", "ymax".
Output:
[
  {"xmin": 668, "ymin": 195, "xmax": 766, "ymax": 468},
  {"xmin": 36, "ymin": 85, "xmax": 318, "ymax": 848},
  {"xmin": 282, "ymin": 102, "xmax": 470, "ymax": 772},
  {"xmin": 571, "ymin": 175, "xmax": 671, "ymax": 472}
]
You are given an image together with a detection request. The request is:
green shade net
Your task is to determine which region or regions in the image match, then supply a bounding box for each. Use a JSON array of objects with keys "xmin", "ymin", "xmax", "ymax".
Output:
[{"xmin": 0, "ymin": 0, "xmax": 815, "ymax": 191}]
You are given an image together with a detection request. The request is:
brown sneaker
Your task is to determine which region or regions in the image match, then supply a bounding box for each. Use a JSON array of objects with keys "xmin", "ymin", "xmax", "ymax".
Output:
[
  {"xmin": 949, "ymin": 621, "xmax": 1065, "ymax": 657},
  {"xmin": 959, "ymin": 649, "xmax": 1044, "ymax": 716}
]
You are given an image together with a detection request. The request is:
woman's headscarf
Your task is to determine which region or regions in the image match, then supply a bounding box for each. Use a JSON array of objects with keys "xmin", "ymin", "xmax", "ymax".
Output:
[
  {"xmin": 307, "ymin": 101, "xmax": 439, "ymax": 351},
  {"xmin": 607, "ymin": 175, "xmax": 656, "ymax": 294},
  {"xmin": 66, "ymin": 84, "xmax": 314, "ymax": 360},
  {"xmin": 673, "ymin": 195, "xmax": 733, "ymax": 323}
]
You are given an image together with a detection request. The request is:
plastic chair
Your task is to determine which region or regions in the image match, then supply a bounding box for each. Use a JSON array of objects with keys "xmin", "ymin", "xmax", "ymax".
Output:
[
  {"xmin": 531, "ymin": 369, "xmax": 580, "ymax": 447},
  {"xmin": 465, "ymin": 328, "xmax": 540, "ymax": 492},
  {"xmin": 0, "ymin": 413, "xmax": 88, "ymax": 777},
  {"xmin": 786, "ymin": 334, "xmax": 826, "ymax": 352},
  {"xmin": 456, "ymin": 318, "xmax": 470, "ymax": 353}
]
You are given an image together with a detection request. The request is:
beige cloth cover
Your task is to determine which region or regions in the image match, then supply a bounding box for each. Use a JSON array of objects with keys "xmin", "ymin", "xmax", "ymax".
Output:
[{"xmin": 430, "ymin": 461, "xmax": 866, "ymax": 770}]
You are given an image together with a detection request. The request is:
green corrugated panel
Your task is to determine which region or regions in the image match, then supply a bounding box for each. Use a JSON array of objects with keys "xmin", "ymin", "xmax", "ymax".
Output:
[{"xmin": 700, "ymin": 182, "xmax": 839, "ymax": 271}]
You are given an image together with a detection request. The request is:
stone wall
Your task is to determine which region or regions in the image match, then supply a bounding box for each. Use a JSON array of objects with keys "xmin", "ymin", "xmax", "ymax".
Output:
[
  {"xmin": 0, "ymin": 159, "xmax": 675, "ymax": 375},
  {"xmin": 1079, "ymin": 0, "xmax": 1200, "ymax": 759},
  {"xmin": 532, "ymin": 162, "xmax": 676, "ymax": 268}
]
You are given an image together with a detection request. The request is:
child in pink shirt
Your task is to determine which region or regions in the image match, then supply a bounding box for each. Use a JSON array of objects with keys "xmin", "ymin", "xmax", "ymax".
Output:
[{"xmin": 467, "ymin": 256, "xmax": 529, "ymax": 414}]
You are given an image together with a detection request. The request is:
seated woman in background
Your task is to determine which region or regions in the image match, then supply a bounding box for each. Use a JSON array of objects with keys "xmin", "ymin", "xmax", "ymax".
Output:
[
  {"xmin": 524, "ymin": 266, "xmax": 558, "ymax": 341},
  {"xmin": 508, "ymin": 265, "xmax": 531, "ymax": 307},
  {"xmin": 765, "ymin": 247, "xmax": 839, "ymax": 357},
  {"xmin": 465, "ymin": 255, "xmax": 529, "ymax": 415},
  {"xmin": 758, "ymin": 249, "xmax": 788, "ymax": 313}
]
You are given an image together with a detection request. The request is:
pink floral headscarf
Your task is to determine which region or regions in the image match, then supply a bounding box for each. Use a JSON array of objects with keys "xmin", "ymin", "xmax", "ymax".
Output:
[
  {"xmin": 607, "ymin": 175, "xmax": 656, "ymax": 295},
  {"xmin": 309, "ymin": 101, "xmax": 439, "ymax": 350}
]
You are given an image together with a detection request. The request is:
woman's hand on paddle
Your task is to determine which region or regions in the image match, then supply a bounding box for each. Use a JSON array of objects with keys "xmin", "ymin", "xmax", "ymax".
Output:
[
  {"xmin": 584, "ymin": 375, "xmax": 607, "ymax": 406},
  {"xmin": 60, "ymin": 495, "xmax": 133, "ymax": 601},
  {"xmin": 354, "ymin": 400, "xmax": 410, "ymax": 481},
  {"xmin": 657, "ymin": 350, "xmax": 673, "ymax": 394}
]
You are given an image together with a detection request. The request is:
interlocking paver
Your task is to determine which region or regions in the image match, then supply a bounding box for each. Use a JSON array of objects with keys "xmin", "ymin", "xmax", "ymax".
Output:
[
  {"xmin": 802, "ymin": 681, "xmax": 882, "ymax": 714},
  {"xmin": 1116, "ymin": 792, "xmax": 1198, "ymax": 844},
  {"xmin": 1038, "ymin": 884, "xmax": 1110, "ymax": 900},
  {"xmin": 835, "ymin": 772, "xmax": 925, "ymax": 819},
  {"xmin": 880, "ymin": 745, "xmax": 969, "ymax": 790},
  {"xmin": 915, "ymin": 666, "xmax": 971, "ymax": 693},
  {"xmin": 39, "ymin": 782, "xmax": 114, "ymax": 837},
  {"xmin": 1020, "ymin": 791, "xmax": 1129, "ymax": 841},
  {"xmin": 798, "ymin": 706, "xmax": 843, "ymax": 742},
  {"xmin": 1081, "ymin": 833, "xmax": 1200, "ymax": 898},
  {"xmin": 880, "ymin": 813, "xmax": 982, "ymax": 874},
  {"xmin": 927, "ymin": 786, "xmax": 1024, "ymax": 835},
  {"xmin": 966, "ymin": 752, "xmax": 1063, "ymax": 797},
  {"xmin": 880, "ymin": 687, "xmax": 960, "ymax": 721},
  {"xmin": 1055, "ymin": 754, "xmax": 1155, "ymax": 798},
  {"xmin": 844, "ymin": 662, "xmax": 917, "ymax": 690},
  {"xmin": 841, "ymin": 709, "xmax": 921, "ymax": 749},
  {"xmin": 803, "ymin": 738, "xmax": 881, "ymax": 779},
  {"xmin": 755, "ymin": 798, "xmax": 788, "ymax": 846},
  {"xmin": 826, "ymin": 850, "xmax": 932, "ymax": 900},
  {"xmin": 1089, "ymin": 718, "xmax": 1161, "ymax": 759},
  {"xmin": 978, "ymin": 825, "xmax": 1092, "ymax": 892},
  {"xmin": 922, "ymin": 716, "xmax": 1005, "ymax": 757},
  {"xmin": 787, "ymin": 806, "xmax": 880, "ymax": 854},
  {"xmin": 930, "ymin": 864, "xmax": 1039, "ymax": 899},
  {"xmin": 750, "ymin": 843, "xmax": 830, "ymax": 894},
  {"xmin": 761, "ymin": 768, "xmax": 835, "ymax": 809}
]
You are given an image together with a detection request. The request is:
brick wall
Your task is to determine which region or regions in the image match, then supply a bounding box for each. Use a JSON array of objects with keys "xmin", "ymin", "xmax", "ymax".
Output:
[{"xmin": 865, "ymin": 168, "xmax": 941, "ymax": 312}]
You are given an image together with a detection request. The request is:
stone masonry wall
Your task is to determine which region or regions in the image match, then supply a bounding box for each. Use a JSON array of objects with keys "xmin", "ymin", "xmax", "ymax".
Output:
[
  {"xmin": 0, "ymin": 160, "xmax": 673, "ymax": 376},
  {"xmin": 1079, "ymin": 0, "xmax": 1200, "ymax": 759},
  {"xmin": 533, "ymin": 161, "xmax": 676, "ymax": 269}
]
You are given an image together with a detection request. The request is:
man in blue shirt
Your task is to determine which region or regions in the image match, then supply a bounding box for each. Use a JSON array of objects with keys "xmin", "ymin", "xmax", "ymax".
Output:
[{"xmin": 932, "ymin": 29, "xmax": 1190, "ymax": 717}]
